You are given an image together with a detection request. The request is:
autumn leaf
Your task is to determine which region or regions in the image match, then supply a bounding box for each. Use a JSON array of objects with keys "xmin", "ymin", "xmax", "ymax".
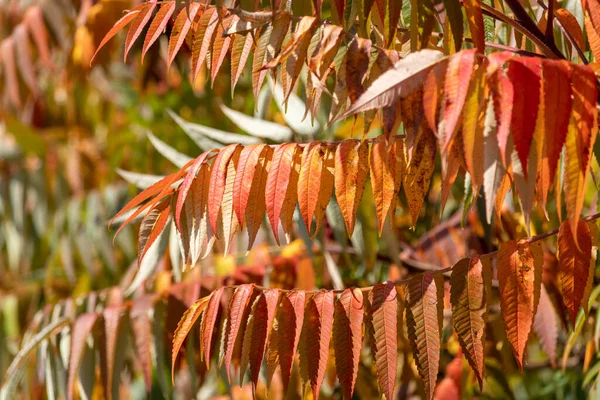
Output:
[
  {"xmin": 450, "ymin": 257, "xmax": 486, "ymax": 389},
  {"xmin": 346, "ymin": 37, "xmax": 372, "ymax": 103},
  {"xmin": 335, "ymin": 140, "xmax": 368, "ymax": 236},
  {"xmin": 404, "ymin": 127, "xmax": 436, "ymax": 226},
  {"xmin": 91, "ymin": 6, "xmax": 144, "ymax": 64},
  {"xmin": 303, "ymin": 291, "xmax": 335, "ymax": 400},
  {"xmin": 168, "ymin": 4, "xmax": 201, "ymax": 67},
  {"xmin": 172, "ymin": 295, "xmax": 212, "ymax": 379},
  {"xmin": 208, "ymin": 144, "xmax": 242, "ymax": 237},
  {"xmin": 333, "ymin": 288, "xmax": 364, "ymax": 399},
  {"xmin": 249, "ymin": 289, "xmax": 279, "ymax": 393},
  {"xmin": 558, "ymin": 219, "xmax": 592, "ymax": 326},
  {"xmin": 124, "ymin": 1, "xmax": 156, "ymax": 62},
  {"xmin": 405, "ymin": 273, "xmax": 443, "ymax": 400},
  {"xmin": 137, "ymin": 200, "xmax": 170, "ymax": 267},
  {"xmin": 298, "ymin": 142, "xmax": 324, "ymax": 234},
  {"xmin": 266, "ymin": 143, "xmax": 301, "ymax": 244},
  {"xmin": 497, "ymin": 240, "xmax": 543, "ymax": 371},
  {"xmin": 441, "ymin": 49, "xmax": 476, "ymax": 150},
  {"xmin": 142, "ymin": 1, "xmax": 176, "ymax": 62},
  {"xmin": 68, "ymin": 313, "xmax": 99, "ymax": 400},
  {"xmin": 370, "ymin": 135, "xmax": 396, "ymax": 235},
  {"xmin": 200, "ymin": 287, "xmax": 224, "ymax": 368},
  {"xmin": 507, "ymin": 57, "xmax": 541, "ymax": 177},
  {"xmin": 278, "ymin": 291, "xmax": 306, "ymax": 393},
  {"xmin": 223, "ymin": 284, "xmax": 255, "ymax": 381},
  {"xmin": 369, "ymin": 282, "xmax": 398, "ymax": 400}
]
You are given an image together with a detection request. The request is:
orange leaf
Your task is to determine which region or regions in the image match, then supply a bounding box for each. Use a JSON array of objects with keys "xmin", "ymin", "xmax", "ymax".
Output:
[
  {"xmin": 369, "ymin": 282, "xmax": 398, "ymax": 400},
  {"xmin": 175, "ymin": 149, "xmax": 218, "ymax": 231},
  {"xmin": 172, "ymin": 295, "xmax": 211, "ymax": 380},
  {"xmin": 266, "ymin": 143, "xmax": 301, "ymax": 244},
  {"xmin": 370, "ymin": 136, "xmax": 396, "ymax": 235},
  {"xmin": 25, "ymin": 7, "xmax": 52, "ymax": 68},
  {"xmin": 497, "ymin": 240, "xmax": 543, "ymax": 371},
  {"xmin": 406, "ymin": 273, "xmax": 443, "ymax": 400},
  {"xmin": 191, "ymin": 7, "xmax": 219, "ymax": 82},
  {"xmin": 208, "ymin": 144, "xmax": 242, "ymax": 236},
  {"xmin": 558, "ymin": 219, "xmax": 592, "ymax": 326},
  {"xmin": 137, "ymin": 199, "xmax": 170, "ymax": 266},
  {"xmin": 303, "ymin": 291, "xmax": 335, "ymax": 400},
  {"xmin": 142, "ymin": 1, "xmax": 176, "ymax": 63},
  {"xmin": 167, "ymin": 4, "xmax": 201, "ymax": 67},
  {"xmin": 211, "ymin": 16, "xmax": 234, "ymax": 85},
  {"xmin": 335, "ymin": 140, "xmax": 368, "ymax": 236},
  {"xmin": 200, "ymin": 287, "xmax": 224, "ymax": 368},
  {"xmin": 233, "ymin": 144, "xmax": 268, "ymax": 227},
  {"xmin": 333, "ymin": 288, "xmax": 364, "ymax": 399},
  {"xmin": 124, "ymin": 1, "xmax": 157, "ymax": 62},
  {"xmin": 403, "ymin": 128, "xmax": 436, "ymax": 226},
  {"xmin": 91, "ymin": 6, "xmax": 143, "ymax": 64},
  {"xmin": 442, "ymin": 49, "xmax": 476, "ymax": 150},
  {"xmin": 221, "ymin": 151, "xmax": 241, "ymax": 255},
  {"xmin": 463, "ymin": 0, "xmax": 485, "ymax": 55},
  {"xmin": 298, "ymin": 142, "xmax": 325, "ymax": 234},
  {"xmin": 231, "ymin": 33, "xmax": 254, "ymax": 96},
  {"xmin": 245, "ymin": 147, "xmax": 273, "ymax": 249},
  {"xmin": 450, "ymin": 257, "xmax": 486, "ymax": 389},
  {"xmin": 100, "ymin": 305, "xmax": 128, "ymax": 400}
]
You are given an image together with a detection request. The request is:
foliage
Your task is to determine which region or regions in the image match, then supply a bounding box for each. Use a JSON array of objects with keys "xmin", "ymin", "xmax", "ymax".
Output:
[{"xmin": 4, "ymin": 0, "xmax": 600, "ymax": 399}]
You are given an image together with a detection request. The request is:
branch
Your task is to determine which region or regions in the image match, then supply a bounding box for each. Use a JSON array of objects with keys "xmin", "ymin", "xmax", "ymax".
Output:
[{"xmin": 218, "ymin": 211, "xmax": 600, "ymax": 295}]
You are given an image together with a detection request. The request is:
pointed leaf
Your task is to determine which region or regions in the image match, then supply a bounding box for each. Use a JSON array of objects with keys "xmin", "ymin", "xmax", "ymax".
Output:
[
  {"xmin": 223, "ymin": 284, "xmax": 255, "ymax": 381},
  {"xmin": 124, "ymin": 1, "xmax": 157, "ymax": 61},
  {"xmin": 335, "ymin": 140, "xmax": 368, "ymax": 236},
  {"xmin": 406, "ymin": 273, "xmax": 443, "ymax": 400},
  {"xmin": 67, "ymin": 313, "xmax": 99, "ymax": 400},
  {"xmin": 333, "ymin": 288, "xmax": 364, "ymax": 399},
  {"xmin": 172, "ymin": 295, "xmax": 211, "ymax": 379},
  {"xmin": 168, "ymin": 4, "xmax": 201, "ymax": 67},
  {"xmin": 558, "ymin": 219, "xmax": 593, "ymax": 326},
  {"xmin": 200, "ymin": 287, "xmax": 225, "ymax": 368},
  {"xmin": 370, "ymin": 282, "xmax": 398, "ymax": 400},
  {"xmin": 497, "ymin": 240, "xmax": 543, "ymax": 371},
  {"xmin": 142, "ymin": 1, "xmax": 176, "ymax": 62},
  {"xmin": 450, "ymin": 257, "xmax": 486, "ymax": 389}
]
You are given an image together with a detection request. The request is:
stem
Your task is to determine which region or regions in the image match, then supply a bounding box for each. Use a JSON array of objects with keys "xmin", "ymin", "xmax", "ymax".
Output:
[{"xmin": 221, "ymin": 211, "xmax": 600, "ymax": 295}]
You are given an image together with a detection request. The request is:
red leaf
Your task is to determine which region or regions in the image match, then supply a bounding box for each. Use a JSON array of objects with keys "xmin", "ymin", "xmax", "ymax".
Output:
[
  {"xmin": 249, "ymin": 289, "xmax": 280, "ymax": 393},
  {"xmin": 507, "ymin": 57, "xmax": 542, "ymax": 176},
  {"xmin": 130, "ymin": 296, "xmax": 156, "ymax": 392},
  {"xmin": 223, "ymin": 284, "xmax": 255, "ymax": 381},
  {"xmin": 333, "ymin": 288, "xmax": 364, "ymax": 399},
  {"xmin": 541, "ymin": 60, "xmax": 571, "ymax": 185},
  {"xmin": 278, "ymin": 291, "xmax": 306, "ymax": 393},
  {"xmin": 303, "ymin": 291, "xmax": 335, "ymax": 400}
]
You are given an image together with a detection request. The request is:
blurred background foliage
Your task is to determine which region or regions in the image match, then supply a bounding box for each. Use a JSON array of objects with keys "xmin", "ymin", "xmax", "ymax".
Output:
[{"xmin": 1, "ymin": 0, "xmax": 600, "ymax": 399}]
